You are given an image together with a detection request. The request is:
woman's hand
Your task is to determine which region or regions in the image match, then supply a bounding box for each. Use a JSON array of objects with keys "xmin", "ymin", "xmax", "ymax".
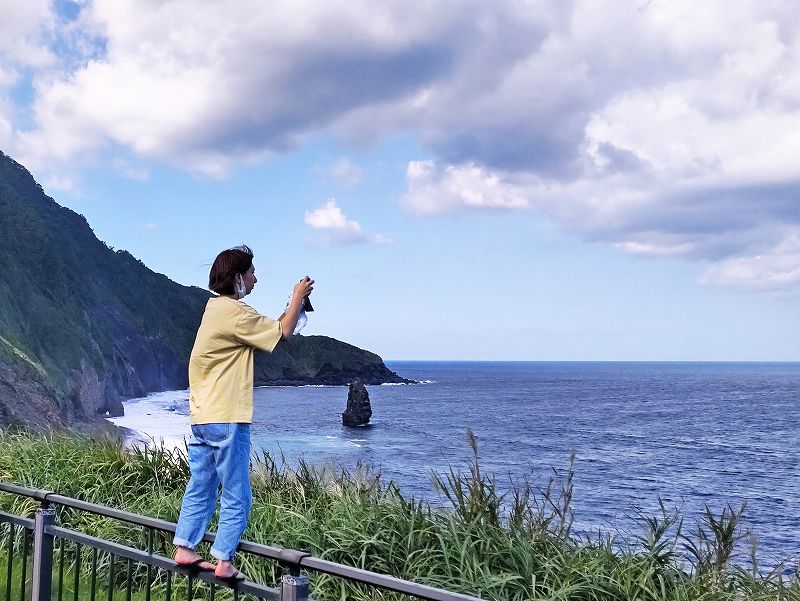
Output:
[
  {"xmin": 291, "ymin": 276, "xmax": 314, "ymax": 306},
  {"xmin": 280, "ymin": 277, "xmax": 314, "ymax": 340}
]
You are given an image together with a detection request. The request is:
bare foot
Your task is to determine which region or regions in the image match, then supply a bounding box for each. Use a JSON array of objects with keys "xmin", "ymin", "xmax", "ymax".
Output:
[
  {"xmin": 215, "ymin": 559, "xmax": 246, "ymax": 581},
  {"xmin": 174, "ymin": 546, "xmax": 215, "ymax": 571}
]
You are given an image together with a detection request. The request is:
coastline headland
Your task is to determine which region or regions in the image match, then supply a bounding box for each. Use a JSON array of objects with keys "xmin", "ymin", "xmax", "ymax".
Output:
[{"xmin": 0, "ymin": 149, "xmax": 408, "ymax": 431}]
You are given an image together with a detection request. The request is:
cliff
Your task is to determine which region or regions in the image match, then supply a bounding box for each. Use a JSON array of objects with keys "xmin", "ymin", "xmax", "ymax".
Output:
[
  {"xmin": 0, "ymin": 150, "xmax": 408, "ymax": 429},
  {"xmin": 255, "ymin": 336, "xmax": 406, "ymax": 386}
]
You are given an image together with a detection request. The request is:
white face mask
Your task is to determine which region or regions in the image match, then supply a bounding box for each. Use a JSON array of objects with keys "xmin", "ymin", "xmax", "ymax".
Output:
[{"xmin": 235, "ymin": 274, "xmax": 247, "ymax": 299}]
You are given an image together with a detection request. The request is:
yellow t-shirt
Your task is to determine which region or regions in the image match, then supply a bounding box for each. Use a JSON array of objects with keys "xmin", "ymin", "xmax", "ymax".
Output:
[{"xmin": 188, "ymin": 296, "xmax": 282, "ymax": 424}]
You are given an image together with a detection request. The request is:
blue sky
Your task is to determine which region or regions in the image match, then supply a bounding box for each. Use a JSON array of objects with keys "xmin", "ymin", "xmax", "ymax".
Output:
[{"xmin": 1, "ymin": 1, "xmax": 798, "ymax": 360}]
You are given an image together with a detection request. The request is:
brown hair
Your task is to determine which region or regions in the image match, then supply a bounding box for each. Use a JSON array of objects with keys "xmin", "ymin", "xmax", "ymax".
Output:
[{"xmin": 208, "ymin": 245, "xmax": 254, "ymax": 295}]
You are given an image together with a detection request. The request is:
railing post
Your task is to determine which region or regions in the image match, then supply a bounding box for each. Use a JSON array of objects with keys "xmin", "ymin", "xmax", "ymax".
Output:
[
  {"xmin": 31, "ymin": 503, "xmax": 56, "ymax": 601},
  {"xmin": 280, "ymin": 569, "xmax": 309, "ymax": 601},
  {"xmin": 278, "ymin": 549, "xmax": 310, "ymax": 601}
]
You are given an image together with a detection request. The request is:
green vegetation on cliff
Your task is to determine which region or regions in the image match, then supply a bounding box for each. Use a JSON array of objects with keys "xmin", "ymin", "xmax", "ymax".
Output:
[
  {"xmin": 0, "ymin": 432, "xmax": 796, "ymax": 601},
  {"xmin": 0, "ymin": 150, "xmax": 208, "ymax": 427},
  {"xmin": 0, "ymin": 150, "xmax": 406, "ymax": 428}
]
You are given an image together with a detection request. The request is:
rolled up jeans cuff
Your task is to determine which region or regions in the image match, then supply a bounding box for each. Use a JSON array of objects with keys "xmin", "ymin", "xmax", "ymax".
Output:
[
  {"xmin": 210, "ymin": 546, "xmax": 233, "ymax": 561},
  {"xmin": 172, "ymin": 537, "xmax": 195, "ymax": 550}
]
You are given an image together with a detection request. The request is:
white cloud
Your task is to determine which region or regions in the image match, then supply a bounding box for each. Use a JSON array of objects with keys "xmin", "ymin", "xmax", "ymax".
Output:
[
  {"xmin": 328, "ymin": 157, "xmax": 363, "ymax": 187},
  {"xmin": 401, "ymin": 158, "xmax": 800, "ymax": 290},
  {"xmin": 0, "ymin": 1, "xmax": 55, "ymax": 144},
  {"xmin": 370, "ymin": 233, "xmax": 394, "ymax": 245},
  {"xmin": 0, "ymin": 65, "xmax": 19, "ymax": 89},
  {"xmin": 392, "ymin": 0, "xmax": 800, "ymax": 290},
  {"xmin": 0, "ymin": 1, "xmax": 56, "ymax": 68},
  {"xmin": 613, "ymin": 240, "xmax": 699, "ymax": 258},
  {"xmin": 2, "ymin": 0, "xmax": 799, "ymax": 289},
  {"xmin": 403, "ymin": 160, "xmax": 529, "ymax": 215},
  {"xmin": 9, "ymin": 0, "xmax": 520, "ymax": 173},
  {"xmin": 305, "ymin": 200, "xmax": 362, "ymax": 234},
  {"xmin": 701, "ymin": 228, "xmax": 800, "ymax": 291},
  {"xmin": 0, "ymin": 114, "xmax": 12, "ymax": 147},
  {"xmin": 113, "ymin": 159, "xmax": 149, "ymax": 181},
  {"xmin": 42, "ymin": 174, "xmax": 78, "ymax": 193},
  {"xmin": 304, "ymin": 199, "xmax": 391, "ymax": 245}
]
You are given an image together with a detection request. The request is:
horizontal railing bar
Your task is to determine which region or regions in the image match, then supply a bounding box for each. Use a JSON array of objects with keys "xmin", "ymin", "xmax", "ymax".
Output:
[
  {"xmin": 297, "ymin": 555, "xmax": 481, "ymax": 601},
  {"xmin": 0, "ymin": 511, "xmax": 34, "ymax": 529},
  {"xmin": 47, "ymin": 494, "xmax": 180, "ymax": 533},
  {"xmin": 47, "ymin": 525, "xmax": 280, "ymax": 600},
  {"xmin": 0, "ymin": 482, "xmax": 51, "ymax": 501},
  {"xmin": 237, "ymin": 540, "xmax": 481, "ymax": 601},
  {"xmin": 1, "ymin": 481, "xmax": 483, "ymax": 601}
]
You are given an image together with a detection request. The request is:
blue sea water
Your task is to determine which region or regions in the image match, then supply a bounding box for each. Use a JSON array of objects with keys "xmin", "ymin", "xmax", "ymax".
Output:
[{"xmin": 118, "ymin": 361, "xmax": 800, "ymax": 568}]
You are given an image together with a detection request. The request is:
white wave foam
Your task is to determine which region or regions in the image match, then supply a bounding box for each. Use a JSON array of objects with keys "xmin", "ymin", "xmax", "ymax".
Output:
[
  {"xmin": 106, "ymin": 389, "xmax": 191, "ymax": 452},
  {"xmin": 254, "ymin": 384, "xmax": 339, "ymax": 389},
  {"xmin": 308, "ymin": 435, "xmax": 359, "ymax": 449}
]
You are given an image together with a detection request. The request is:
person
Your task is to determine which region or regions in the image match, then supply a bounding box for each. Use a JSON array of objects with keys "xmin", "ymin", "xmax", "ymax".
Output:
[{"xmin": 172, "ymin": 245, "xmax": 313, "ymax": 582}]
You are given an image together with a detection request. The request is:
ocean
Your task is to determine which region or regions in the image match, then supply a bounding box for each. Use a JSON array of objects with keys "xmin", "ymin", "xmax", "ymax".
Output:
[{"xmin": 109, "ymin": 361, "xmax": 800, "ymax": 569}]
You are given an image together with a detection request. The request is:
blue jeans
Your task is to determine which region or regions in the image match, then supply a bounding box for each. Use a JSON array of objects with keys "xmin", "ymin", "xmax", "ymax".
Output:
[{"xmin": 173, "ymin": 423, "xmax": 252, "ymax": 561}]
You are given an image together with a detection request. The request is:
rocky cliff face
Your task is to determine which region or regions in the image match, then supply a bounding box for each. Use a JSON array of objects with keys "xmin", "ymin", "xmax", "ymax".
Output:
[
  {"xmin": 0, "ymin": 150, "xmax": 409, "ymax": 430},
  {"xmin": 0, "ymin": 347, "xmax": 65, "ymax": 429}
]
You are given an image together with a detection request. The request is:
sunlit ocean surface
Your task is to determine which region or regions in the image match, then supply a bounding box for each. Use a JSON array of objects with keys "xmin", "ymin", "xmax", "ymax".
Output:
[{"xmin": 111, "ymin": 361, "xmax": 800, "ymax": 568}]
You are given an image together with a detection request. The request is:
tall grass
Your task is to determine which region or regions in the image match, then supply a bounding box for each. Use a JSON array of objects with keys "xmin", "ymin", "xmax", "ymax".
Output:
[{"xmin": 0, "ymin": 429, "xmax": 797, "ymax": 601}]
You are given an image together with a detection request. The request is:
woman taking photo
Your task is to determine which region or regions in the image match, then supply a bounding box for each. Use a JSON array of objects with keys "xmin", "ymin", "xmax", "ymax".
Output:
[{"xmin": 172, "ymin": 245, "xmax": 313, "ymax": 582}]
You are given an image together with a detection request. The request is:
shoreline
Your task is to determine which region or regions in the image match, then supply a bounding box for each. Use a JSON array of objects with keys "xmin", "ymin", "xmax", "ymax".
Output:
[
  {"xmin": 105, "ymin": 389, "xmax": 191, "ymax": 452},
  {"xmin": 113, "ymin": 424, "xmax": 179, "ymax": 451},
  {"xmin": 107, "ymin": 380, "xmax": 430, "ymax": 451}
]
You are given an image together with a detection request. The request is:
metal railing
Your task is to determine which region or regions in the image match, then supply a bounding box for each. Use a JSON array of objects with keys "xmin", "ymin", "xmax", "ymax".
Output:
[{"xmin": 0, "ymin": 482, "xmax": 482, "ymax": 601}]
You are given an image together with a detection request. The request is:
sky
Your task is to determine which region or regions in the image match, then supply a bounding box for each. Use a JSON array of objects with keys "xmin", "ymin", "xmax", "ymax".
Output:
[{"xmin": 0, "ymin": 0, "xmax": 798, "ymax": 361}]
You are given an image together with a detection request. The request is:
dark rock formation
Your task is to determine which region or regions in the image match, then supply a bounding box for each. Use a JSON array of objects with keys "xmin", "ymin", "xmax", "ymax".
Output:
[
  {"xmin": 254, "ymin": 336, "xmax": 410, "ymax": 386},
  {"xmin": 0, "ymin": 149, "xmax": 410, "ymax": 430},
  {"xmin": 342, "ymin": 379, "xmax": 372, "ymax": 427}
]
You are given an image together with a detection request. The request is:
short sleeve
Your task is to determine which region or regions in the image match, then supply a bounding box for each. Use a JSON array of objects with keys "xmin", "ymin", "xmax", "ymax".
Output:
[{"xmin": 234, "ymin": 307, "xmax": 283, "ymax": 352}]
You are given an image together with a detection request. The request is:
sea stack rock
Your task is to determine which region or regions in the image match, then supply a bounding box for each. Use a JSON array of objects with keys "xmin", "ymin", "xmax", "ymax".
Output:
[{"xmin": 342, "ymin": 379, "xmax": 372, "ymax": 427}]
